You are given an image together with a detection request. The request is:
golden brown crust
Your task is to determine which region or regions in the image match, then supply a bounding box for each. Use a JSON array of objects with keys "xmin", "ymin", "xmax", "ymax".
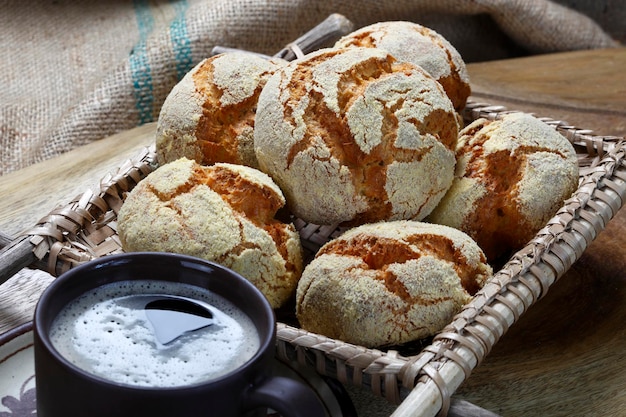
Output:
[
  {"xmin": 156, "ymin": 53, "xmax": 285, "ymax": 169},
  {"xmin": 117, "ymin": 158, "xmax": 303, "ymax": 308},
  {"xmin": 334, "ymin": 21, "xmax": 471, "ymax": 111},
  {"xmin": 295, "ymin": 220, "xmax": 491, "ymax": 347},
  {"xmin": 427, "ymin": 112, "xmax": 579, "ymax": 261},
  {"xmin": 254, "ymin": 47, "xmax": 459, "ymax": 226}
]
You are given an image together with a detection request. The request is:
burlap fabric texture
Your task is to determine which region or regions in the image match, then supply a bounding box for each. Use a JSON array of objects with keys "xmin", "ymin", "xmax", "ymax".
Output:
[{"xmin": 1, "ymin": 0, "xmax": 620, "ymax": 176}]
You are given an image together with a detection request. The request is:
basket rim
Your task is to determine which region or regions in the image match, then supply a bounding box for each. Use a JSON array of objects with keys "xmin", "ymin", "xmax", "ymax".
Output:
[{"xmin": 18, "ymin": 100, "xmax": 626, "ymax": 416}]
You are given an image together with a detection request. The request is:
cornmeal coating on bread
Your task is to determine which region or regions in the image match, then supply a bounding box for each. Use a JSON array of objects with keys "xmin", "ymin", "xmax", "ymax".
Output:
[
  {"xmin": 117, "ymin": 158, "xmax": 303, "ymax": 308},
  {"xmin": 156, "ymin": 53, "xmax": 285, "ymax": 169},
  {"xmin": 296, "ymin": 220, "xmax": 491, "ymax": 347},
  {"xmin": 254, "ymin": 47, "xmax": 459, "ymax": 226},
  {"xmin": 427, "ymin": 112, "xmax": 579, "ymax": 261},
  {"xmin": 334, "ymin": 21, "xmax": 471, "ymax": 111}
]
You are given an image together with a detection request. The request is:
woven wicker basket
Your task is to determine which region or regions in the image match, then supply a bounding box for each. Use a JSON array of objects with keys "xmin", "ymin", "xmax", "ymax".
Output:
[{"xmin": 16, "ymin": 99, "xmax": 626, "ymax": 416}]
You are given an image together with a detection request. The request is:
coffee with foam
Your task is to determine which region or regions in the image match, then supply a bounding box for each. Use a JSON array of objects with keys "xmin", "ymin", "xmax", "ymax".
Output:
[{"xmin": 49, "ymin": 280, "xmax": 260, "ymax": 388}]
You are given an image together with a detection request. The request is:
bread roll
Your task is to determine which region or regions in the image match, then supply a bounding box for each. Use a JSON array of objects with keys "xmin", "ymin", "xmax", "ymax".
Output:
[
  {"xmin": 117, "ymin": 157, "xmax": 303, "ymax": 308},
  {"xmin": 334, "ymin": 21, "xmax": 471, "ymax": 111},
  {"xmin": 295, "ymin": 220, "xmax": 491, "ymax": 347},
  {"xmin": 254, "ymin": 46, "xmax": 459, "ymax": 227},
  {"xmin": 156, "ymin": 52, "xmax": 286, "ymax": 169},
  {"xmin": 427, "ymin": 112, "xmax": 579, "ymax": 261}
]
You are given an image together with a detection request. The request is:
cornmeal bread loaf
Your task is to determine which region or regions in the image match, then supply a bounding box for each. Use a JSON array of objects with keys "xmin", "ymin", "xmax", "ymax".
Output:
[
  {"xmin": 427, "ymin": 112, "xmax": 579, "ymax": 261},
  {"xmin": 295, "ymin": 220, "xmax": 492, "ymax": 347},
  {"xmin": 117, "ymin": 157, "xmax": 303, "ymax": 308},
  {"xmin": 334, "ymin": 21, "xmax": 471, "ymax": 111},
  {"xmin": 254, "ymin": 46, "xmax": 459, "ymax": 227},
  {"xmin": 156, "ymin": 52, "xmax": 286, "ymax": 169}
]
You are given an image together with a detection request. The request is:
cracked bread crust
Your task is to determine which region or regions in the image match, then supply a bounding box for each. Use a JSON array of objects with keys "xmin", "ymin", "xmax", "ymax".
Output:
[
  {"xmin": 334, "ymin": 21, "xmax": 471, "ymax": 111},
  {"xmin": 427, "ymin": 112, "xmax": 579, "ymax": 261},
  {"xmin": 254, "ymin": 46, "xmax": 459, "ymax": 227},
  {"xmin": 156, "ymin": 52, "xmax": 286, "ymax": 170},
  {"xmin": 117, "ymin": 157, "xmax": 303, "ymax": 308},
  {"xmin": 295, "ymin": 220, "xmax": 491, "ymax": 347}
]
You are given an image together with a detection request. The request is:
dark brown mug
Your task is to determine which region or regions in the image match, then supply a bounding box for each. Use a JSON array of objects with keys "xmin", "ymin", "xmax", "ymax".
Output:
[{"xmin": 33, "ymin": 252, "xmax": 326, "ymax": 417}]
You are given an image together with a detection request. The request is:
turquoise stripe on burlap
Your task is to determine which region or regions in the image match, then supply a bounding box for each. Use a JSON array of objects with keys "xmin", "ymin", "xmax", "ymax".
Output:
[
  {"xmin": 169, "ymin": 0, "xmax": 193, "ymax": 80},
  {"xmin": 130, "ymin": 0, "xmax": 155, "ymax": 124}
]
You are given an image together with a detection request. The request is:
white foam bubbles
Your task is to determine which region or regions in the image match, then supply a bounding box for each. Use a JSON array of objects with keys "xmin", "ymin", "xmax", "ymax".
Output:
[{"xmin": 49, "ymin": 280, "xmax": 260, "ymax": 388}]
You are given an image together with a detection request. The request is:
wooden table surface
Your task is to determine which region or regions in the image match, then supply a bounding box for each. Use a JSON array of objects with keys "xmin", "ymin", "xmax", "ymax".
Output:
[{"xmin": 1, "ymin": 47, "xmax": 625, "ymax": 417}]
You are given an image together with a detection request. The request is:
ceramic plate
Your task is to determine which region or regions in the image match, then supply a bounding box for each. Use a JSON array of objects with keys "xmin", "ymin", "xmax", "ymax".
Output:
[
  {"xmin": 0, "ymin": 322, "xmax": 355, "ymax": 417},
  {"xmin": 0, "ymin": 322, "xmax": 36, "ymax": 416}
]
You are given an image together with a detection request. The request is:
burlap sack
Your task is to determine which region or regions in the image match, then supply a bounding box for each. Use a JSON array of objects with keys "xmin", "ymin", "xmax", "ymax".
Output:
[{"xmin": 1, "ymin": 0, "xmax": 620, "ymax": 176}]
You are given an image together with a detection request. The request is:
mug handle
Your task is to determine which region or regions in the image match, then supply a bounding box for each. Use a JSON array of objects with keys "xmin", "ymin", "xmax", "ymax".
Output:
[{"xmin": 244, "ymin": 375, "xmax": 328, "ymax": 416}]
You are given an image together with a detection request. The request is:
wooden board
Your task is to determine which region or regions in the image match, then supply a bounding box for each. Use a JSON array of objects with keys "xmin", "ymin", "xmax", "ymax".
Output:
[
  {"xmin": 468, "ymin": 48, "xmax": 626, "ymax": 137},
  {"xmin": 0, "ymin": 123, "xmax": 156, "ymax": 239}
]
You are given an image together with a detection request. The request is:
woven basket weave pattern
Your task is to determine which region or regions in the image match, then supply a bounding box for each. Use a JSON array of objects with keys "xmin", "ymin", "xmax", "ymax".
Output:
[{"xmin": 20, "ymin": 101, "xmax": 626, "ymax": 413}]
